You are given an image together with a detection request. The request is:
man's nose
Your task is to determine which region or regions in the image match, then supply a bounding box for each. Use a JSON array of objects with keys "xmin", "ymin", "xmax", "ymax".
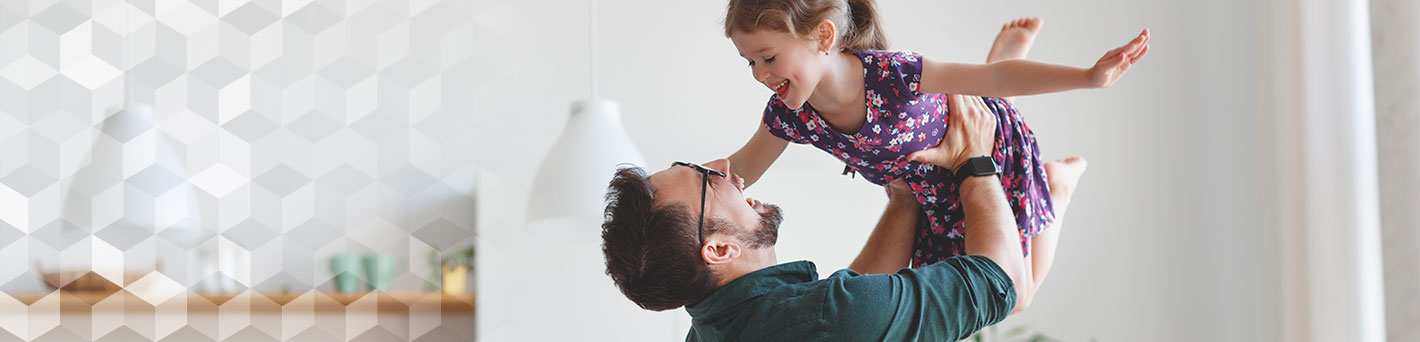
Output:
[{"xmin": 705, "ymin": 158, "xmax": 731, "ymax": 174}]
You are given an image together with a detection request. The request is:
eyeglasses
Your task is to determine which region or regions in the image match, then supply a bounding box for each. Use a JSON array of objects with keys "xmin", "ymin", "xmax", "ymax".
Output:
[{"xmin": 671, "ymin": 161, "xmax": 726, "ymax": 248}]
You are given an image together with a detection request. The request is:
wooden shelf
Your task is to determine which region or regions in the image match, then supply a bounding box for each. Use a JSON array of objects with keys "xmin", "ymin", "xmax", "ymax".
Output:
[{"xmin": 3, "ymin": 291, "xmax": 475, "ymax": 313}]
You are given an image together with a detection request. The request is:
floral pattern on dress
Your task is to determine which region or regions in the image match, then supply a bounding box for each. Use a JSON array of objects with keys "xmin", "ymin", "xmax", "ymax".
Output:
[{"xmin": 760, "ymin": 50, "xmax": 1055, "ymax": 266}]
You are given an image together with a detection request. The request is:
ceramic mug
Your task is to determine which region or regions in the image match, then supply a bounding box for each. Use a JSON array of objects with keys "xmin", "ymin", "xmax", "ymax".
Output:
[
  {"xmin": 330, "ymin": 254, "xmax": 363, "ymax": 293},
  {"xmin": 363, "ymin": 254, "xmax": 397, "ymax": 292}
]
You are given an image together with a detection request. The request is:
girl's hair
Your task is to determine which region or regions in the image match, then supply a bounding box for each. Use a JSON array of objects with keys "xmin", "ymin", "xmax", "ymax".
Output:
[{"xmin": 724, "ymin": 0, "xmax": 888, "ymax": 52}]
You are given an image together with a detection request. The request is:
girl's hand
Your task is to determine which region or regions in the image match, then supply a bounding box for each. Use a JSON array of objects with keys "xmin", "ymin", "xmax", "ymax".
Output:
[
  {"xmin": 907, "ymin": 94, "xmax": 998, "ymax": 171},
  {"xmin": 1087, "ymin": 29, "xmax": 1150, "ymax": 88}
]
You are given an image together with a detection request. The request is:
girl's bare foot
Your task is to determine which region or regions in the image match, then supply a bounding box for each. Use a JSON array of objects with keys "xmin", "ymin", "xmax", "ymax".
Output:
[
  {"xmin": 1044, "ymin": 156, "xmax": 1086, "ymax": 214},
  {"xmin": 987, "ymin": 17, "xmax": 1044, "ymax": 64}
]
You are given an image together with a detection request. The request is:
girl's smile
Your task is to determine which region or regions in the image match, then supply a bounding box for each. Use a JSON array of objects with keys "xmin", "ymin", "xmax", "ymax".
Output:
[{"xmin": 770, "ymin": 79, "xmax": 789, "ymax": 98}]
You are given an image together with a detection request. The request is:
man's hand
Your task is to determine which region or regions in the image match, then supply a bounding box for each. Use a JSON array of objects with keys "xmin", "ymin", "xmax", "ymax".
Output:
[
  {"xmin": 885, "ymin": 178, "xmax": 916, "ymax": 203},
  {"xmin": 1087, "ymin": 29, "xmax": 1150, "ymax": 89},
  {"xmin": 907, "ymin": 95, "xmax": 998, "ymax": 171}
]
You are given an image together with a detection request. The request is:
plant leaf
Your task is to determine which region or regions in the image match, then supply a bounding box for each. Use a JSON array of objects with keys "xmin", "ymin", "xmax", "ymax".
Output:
[{"xmin": 1003, "ymin": 324, "xmax": 1029, "ymax": 338}]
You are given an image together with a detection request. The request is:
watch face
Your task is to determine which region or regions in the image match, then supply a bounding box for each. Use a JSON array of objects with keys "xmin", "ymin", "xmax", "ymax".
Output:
[{"xmin": 970, "ymin": 157, "xmax": 997, "ymax": 176}]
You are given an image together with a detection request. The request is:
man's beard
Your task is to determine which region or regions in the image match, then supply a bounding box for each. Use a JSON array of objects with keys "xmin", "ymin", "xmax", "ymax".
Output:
[{"xmin": 743, "ymin": 203, "xmax": 783, "ymax": 249}]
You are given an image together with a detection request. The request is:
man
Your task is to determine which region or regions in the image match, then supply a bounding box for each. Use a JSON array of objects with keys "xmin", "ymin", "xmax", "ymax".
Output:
[{"xmin": 601, "ymin": 95, "xmax": 1086, "ymax": 341}]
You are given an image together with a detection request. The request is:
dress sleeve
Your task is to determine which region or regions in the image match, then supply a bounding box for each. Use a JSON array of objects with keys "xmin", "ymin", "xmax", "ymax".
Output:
[
  {"xmin": 820, "ymin": 255, "xmax": 1017, "ymax": 341},
  {"xmin": 862, "ymin": 50, "xmax": 926, "ymax": 102},
  {"xmin": 760, "ymin": 95, "xmax": 803, "ymax": 143}
]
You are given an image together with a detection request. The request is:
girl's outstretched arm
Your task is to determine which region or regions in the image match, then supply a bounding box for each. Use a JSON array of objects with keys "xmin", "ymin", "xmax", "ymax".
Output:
[
  {"xmin": 919, "ymin": 29, "xmax": 1150, "ymax": 97},
  {"xmin": 728, "ymin": 124, "xmax": 789, "ymax": 188}
]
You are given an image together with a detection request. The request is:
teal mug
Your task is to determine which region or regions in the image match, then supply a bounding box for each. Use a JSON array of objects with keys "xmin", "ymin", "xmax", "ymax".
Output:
[
  {"xmin": 363, "ymin": 254, "xmax": 397, "ymax": 292},
  {"xmin": 330, "ymin": 254, "xmax": 363, "ymax": 294}
]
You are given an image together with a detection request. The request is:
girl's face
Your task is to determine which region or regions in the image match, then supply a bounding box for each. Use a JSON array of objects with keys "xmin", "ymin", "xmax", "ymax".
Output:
[{"xmin": 729, "ymin": 29, "xmax": 828, "ymax": 110}]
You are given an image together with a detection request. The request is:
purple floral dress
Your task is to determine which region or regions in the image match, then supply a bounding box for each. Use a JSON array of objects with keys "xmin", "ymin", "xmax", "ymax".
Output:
[{"xmin": 761, "ymin": 50, "xmax": 1054, "ymax": 266}]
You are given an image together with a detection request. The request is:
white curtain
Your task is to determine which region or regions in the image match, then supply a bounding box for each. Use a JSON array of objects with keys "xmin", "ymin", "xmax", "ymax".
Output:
[
  {"xmin": 1370, "ymin": 0, "xmax": 1420, "ymax": 341},
  {"xmin": 1268, "ymin": 0, "xmax": 1387, "ymax": 341}
]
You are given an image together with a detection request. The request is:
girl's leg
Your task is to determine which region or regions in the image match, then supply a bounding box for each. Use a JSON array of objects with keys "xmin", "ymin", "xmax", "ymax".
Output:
[{"xmin": 1026, "ymin": 156, "xmax": 1087, "ymax": 297}]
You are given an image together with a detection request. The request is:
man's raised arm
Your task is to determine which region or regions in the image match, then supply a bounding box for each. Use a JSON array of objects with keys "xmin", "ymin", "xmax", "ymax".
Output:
[
  {"xmin": 821, "ymin": 95, "xmax": 1030, "ymax": 341},
  {"xmin": 905, "ymin": 95, "xmax": 1030, "ymax": 309},
  {"xmin": 957, "ymin": 167, "xmax": 1029, "ymax": 309},
  {"xmin": 848, "ymin": 180, "xmax": 920, "ymax": 274}
]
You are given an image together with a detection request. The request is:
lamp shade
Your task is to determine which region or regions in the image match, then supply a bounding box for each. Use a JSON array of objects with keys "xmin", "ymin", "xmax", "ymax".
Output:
[{"xmin": 526, "ymin": 99, "xmax": 646, "ymax": 237}]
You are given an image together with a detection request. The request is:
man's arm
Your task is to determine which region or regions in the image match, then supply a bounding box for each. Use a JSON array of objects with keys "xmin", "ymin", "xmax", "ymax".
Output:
[
  {"xmin": 958, "ymin": 173, "xmax": 1029, "ymax": 308},
  {"xmin": 848, "ymin": 180, "xmax": 919, "ymax": 274},
  {"xmin": 825, "ymin": 254, "xmax": 1016, "ymax": 341},
  {"xmin": 815, "ymin": 95, "xmax": 1027, "ymax": 341},
  {"xmin": 906, "ymin": 94, "xmax": 1030, "ymax": 309}
]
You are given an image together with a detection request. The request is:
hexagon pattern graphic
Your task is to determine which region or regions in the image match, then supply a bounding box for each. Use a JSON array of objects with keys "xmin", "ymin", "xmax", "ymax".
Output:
[{"xmin": 0, "ymin": 0, "xmax": 484, "ymax": 340}]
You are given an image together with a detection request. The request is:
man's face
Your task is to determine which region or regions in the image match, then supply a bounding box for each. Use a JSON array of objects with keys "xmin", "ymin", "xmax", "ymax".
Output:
[{"xmin": 648, "ymin": 159, "xmax": 782, "ymax": 249}]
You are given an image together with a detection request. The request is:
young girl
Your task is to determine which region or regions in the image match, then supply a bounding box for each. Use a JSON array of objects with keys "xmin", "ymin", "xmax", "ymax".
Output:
[{"xmin": 720, "ymin": 0, "xmax": 1148, "ymax": 291}]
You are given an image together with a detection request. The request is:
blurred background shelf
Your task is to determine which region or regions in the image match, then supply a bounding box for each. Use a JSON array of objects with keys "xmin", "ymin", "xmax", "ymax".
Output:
[{"xmin": 2, "ymin": 292, "xmax": 475, "ymax": 313}]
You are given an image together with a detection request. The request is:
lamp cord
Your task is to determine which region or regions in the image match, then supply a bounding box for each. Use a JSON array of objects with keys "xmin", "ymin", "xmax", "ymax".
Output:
[{"xmin": 589, "ymin": 0, "xmax": 597, "ymax": 101}]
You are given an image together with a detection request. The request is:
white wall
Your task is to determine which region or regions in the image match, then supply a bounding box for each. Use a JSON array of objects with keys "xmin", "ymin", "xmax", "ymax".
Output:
[
  {"xmin": 1370, "ymin": 0, "xmax": 1420, "ymax": 340},
  {"xmin": 475, "ymin": 0, "xmax": 1281, "ymax": 341}
]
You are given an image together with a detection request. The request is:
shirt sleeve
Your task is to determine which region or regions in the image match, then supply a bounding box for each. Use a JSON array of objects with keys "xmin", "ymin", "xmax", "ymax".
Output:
[{"xmin": 820, "ymin": 255, "xmax": 1017, "ymax": 341}]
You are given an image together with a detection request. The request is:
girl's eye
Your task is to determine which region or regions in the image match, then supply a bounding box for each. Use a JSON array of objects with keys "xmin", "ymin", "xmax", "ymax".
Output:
[{"xmin": 747, "ymin": 56, "xmax": 776, "ymax": 67}]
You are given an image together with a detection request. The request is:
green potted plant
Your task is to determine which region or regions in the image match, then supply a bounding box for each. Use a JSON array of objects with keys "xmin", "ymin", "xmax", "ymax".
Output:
[
  {"xmin": 427, "ymin": 245, "xmax": 476, "ymax": 295},
  {"xmin": 968, "ymin": 323, "xmax": 1073, "ymax": 342}
]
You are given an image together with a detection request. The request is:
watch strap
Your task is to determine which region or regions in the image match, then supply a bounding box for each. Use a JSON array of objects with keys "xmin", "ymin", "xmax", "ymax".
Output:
[{"xmin": 955, "ymin": 156, "xmax": 999, "ymax": 181}]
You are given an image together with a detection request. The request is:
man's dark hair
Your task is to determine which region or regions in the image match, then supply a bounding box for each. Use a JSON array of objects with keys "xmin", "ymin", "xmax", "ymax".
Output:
[{"xmin": 601, "ymin": 166, "xmax": 720, "ymax": 311}]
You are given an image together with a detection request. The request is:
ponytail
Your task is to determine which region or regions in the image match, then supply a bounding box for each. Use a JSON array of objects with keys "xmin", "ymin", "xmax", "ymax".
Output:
[
  {"xmin": 724, "ymin": 0, "xmax": 889, "ymax": 52},
  {"xmin": 841, "ymin": 0, "xmax": 887, "ymax": 51}
]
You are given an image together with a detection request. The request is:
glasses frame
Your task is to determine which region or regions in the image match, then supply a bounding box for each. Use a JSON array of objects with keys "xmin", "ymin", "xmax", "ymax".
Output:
[{"xmin": 671, "ymin": 161, "xmax": 726, "ymax": 248}]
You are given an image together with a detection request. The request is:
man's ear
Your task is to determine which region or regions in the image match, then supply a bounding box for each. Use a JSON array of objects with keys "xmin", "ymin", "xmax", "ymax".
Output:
[
  {"xmin": 702, "ymin": 234, "xmax": 741, "ymax": 265},
  {"xmin": 815, "ymin": 19, "xmax": 836, "ymax": 53}
]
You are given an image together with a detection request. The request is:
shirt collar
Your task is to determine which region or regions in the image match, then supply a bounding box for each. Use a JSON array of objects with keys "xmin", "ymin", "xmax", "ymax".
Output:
[{"xmin": 685, "ymin": 260, "xmax": 818, "ymax": 318}]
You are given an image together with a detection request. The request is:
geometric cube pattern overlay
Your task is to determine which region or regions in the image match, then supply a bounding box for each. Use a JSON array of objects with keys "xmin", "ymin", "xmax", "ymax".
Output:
[{"xmin": 0, "ymin": 0, "xmax": 483, "ymax": 339}]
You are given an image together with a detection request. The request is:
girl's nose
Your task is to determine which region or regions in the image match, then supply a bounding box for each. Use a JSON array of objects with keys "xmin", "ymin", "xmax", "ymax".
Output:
[{"xmin": 753, "ymin": 66, "xmax": 770, "ymax": 84}]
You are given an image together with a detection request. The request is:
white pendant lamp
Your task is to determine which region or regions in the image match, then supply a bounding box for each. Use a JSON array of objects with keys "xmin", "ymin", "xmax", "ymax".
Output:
[{"xmin": 525, "ymin": 0, "xmax": 646, "ymax": 238}]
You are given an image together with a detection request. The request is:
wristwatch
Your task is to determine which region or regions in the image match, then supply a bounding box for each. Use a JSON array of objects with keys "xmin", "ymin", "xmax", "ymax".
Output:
[{"xmin": 955, "ymin": 156, "xmax": 1000, "ymax": 182}]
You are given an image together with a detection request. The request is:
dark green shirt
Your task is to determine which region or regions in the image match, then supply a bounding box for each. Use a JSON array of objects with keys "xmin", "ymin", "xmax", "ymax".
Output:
[{"xmin": 684, "ymin": 256, "xmax": 1016, "ymax": 341}]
